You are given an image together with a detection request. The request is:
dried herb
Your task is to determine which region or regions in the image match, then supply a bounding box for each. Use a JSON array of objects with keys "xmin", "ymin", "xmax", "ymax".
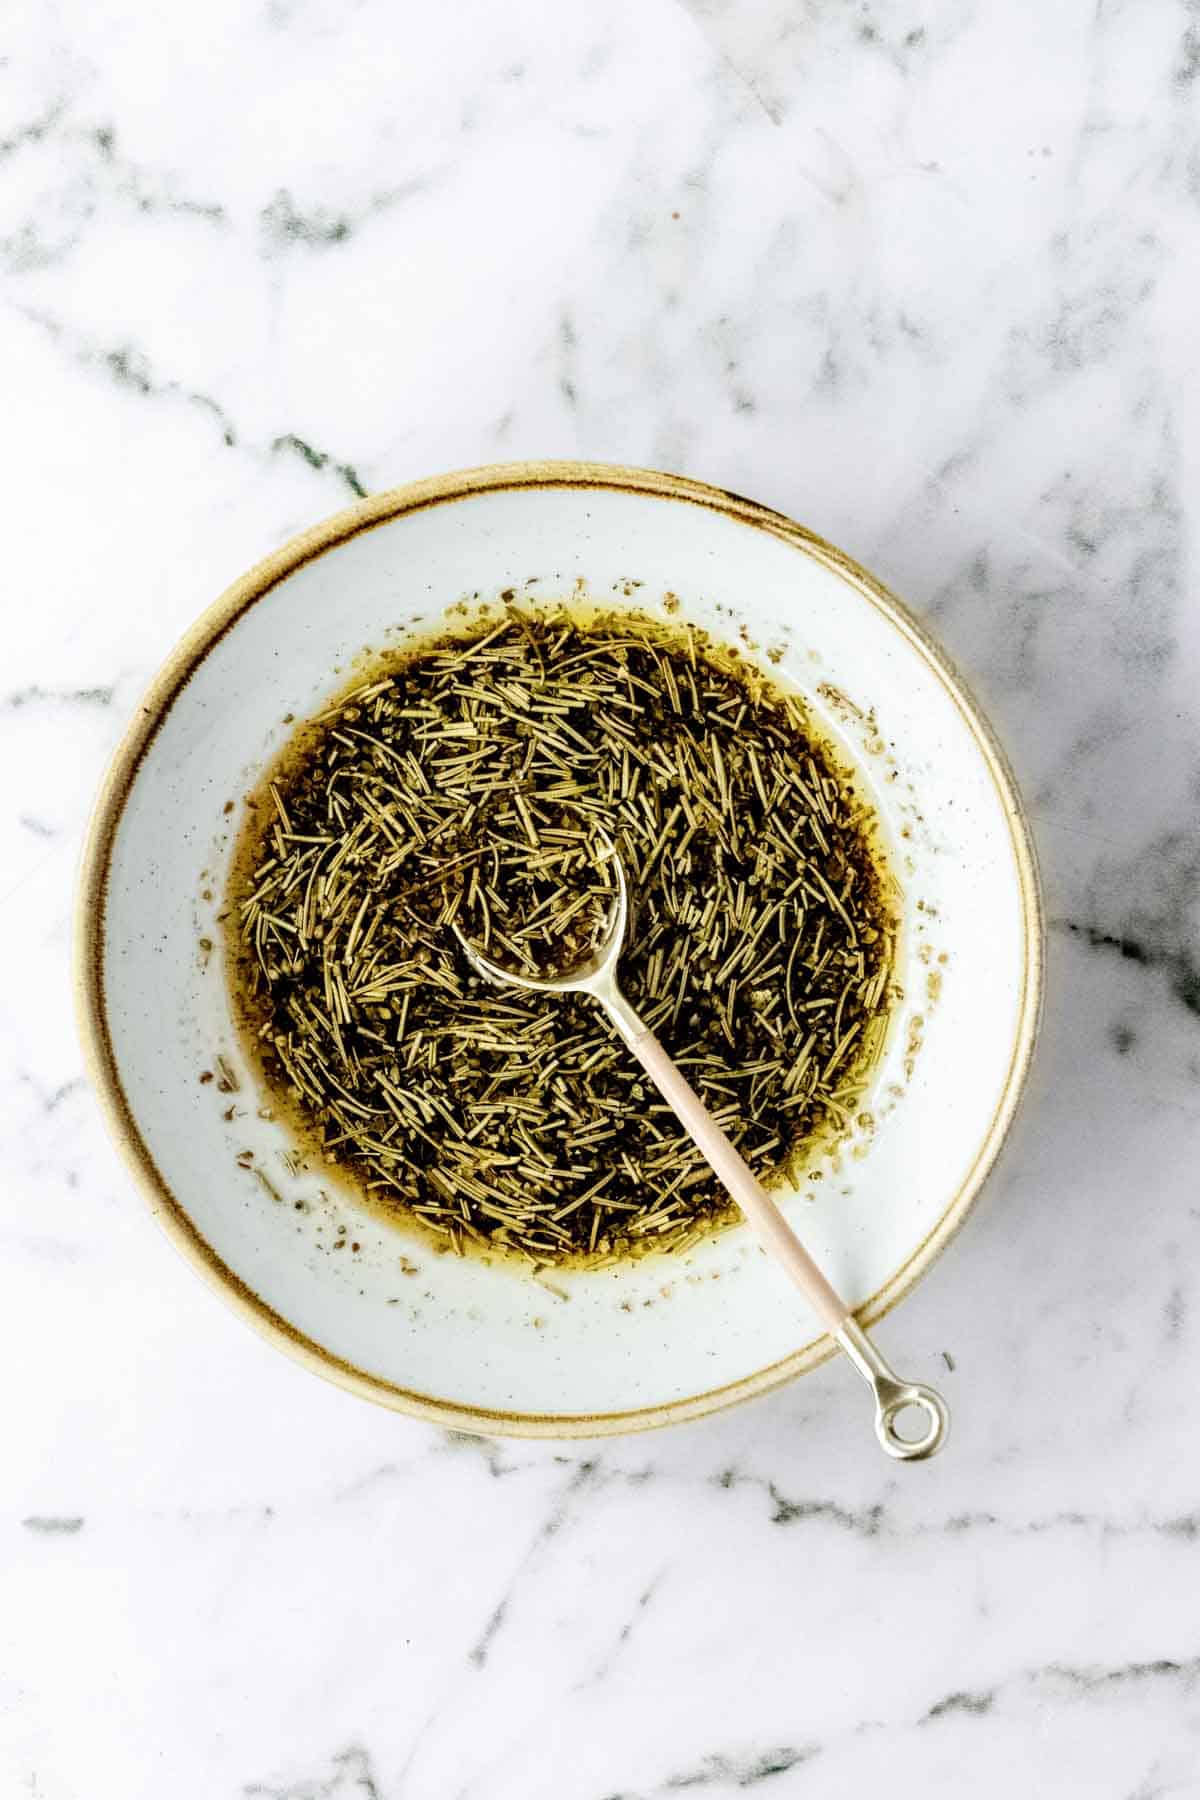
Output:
[{"xmin": 229, "ymin": 607, "xmax": 896, "ymax": 1263}]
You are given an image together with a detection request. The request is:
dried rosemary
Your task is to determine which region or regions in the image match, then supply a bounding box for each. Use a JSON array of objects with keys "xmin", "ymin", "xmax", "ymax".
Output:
[{"xmin": 228, "ymin": 606, "xmax": 896, "ymax": 1263}]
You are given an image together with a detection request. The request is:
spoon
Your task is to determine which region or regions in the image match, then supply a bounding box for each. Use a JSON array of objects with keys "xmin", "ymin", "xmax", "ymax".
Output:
[{"xmin": 455, "ymin": 852, "xmax": 949, "ymax": 1461}]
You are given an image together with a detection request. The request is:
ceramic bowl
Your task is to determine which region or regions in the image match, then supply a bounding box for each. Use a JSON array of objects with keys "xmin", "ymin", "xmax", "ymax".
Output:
[{"xmin": 77, "ymin": 462, "xmax": 1042, "ymax": 1436}]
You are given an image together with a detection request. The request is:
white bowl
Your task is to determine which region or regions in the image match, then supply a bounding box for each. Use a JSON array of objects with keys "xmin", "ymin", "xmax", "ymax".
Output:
[{"xmin": 77, "ymin": 462, "xmax": 1042, "ymax": 1437}]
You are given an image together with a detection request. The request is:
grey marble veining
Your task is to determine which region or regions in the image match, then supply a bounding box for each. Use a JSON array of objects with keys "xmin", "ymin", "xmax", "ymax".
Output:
[{"xmin": 2, "ymin": 1, "xmax": 1199, "ymax": 1795}]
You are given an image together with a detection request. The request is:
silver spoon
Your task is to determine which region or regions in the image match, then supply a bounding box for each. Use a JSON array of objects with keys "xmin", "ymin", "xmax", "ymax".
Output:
[{"xmin": 455, "ymin": 852, "xmax": 949, "ymax": 1460}]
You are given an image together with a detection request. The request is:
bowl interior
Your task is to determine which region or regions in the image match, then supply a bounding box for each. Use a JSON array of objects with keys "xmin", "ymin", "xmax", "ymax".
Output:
[{"xmin": 87, "ymin": 471, "xmax": 1039, "ymax": 1433}]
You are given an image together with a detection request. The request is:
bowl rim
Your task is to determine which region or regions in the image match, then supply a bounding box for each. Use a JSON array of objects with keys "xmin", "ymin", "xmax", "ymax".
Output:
[{"xmin": 75, "ymin": 459, "xmax": 1044, "ymax": 1438}]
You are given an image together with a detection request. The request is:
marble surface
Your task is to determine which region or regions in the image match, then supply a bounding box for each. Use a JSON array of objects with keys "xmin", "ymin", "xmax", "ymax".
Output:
[{"xmin": 3, "ymin": 0, "xmax": 1199, "ymax": 1794}]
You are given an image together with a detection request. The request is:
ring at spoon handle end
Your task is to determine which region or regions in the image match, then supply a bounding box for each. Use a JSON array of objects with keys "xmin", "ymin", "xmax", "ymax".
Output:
[
  {"xmin": 873, "ymin": 1381, "xmax": 949, "ymax": 1461},
  {"xmin": 835, "ymin": 1318, "xmax": 950, "ymax": 1461}
]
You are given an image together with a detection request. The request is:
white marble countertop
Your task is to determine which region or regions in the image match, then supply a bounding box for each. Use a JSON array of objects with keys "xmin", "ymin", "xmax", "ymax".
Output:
[{"xmin": 4, "ymin": 2, "xmax": 1200, "ymax": 1795}]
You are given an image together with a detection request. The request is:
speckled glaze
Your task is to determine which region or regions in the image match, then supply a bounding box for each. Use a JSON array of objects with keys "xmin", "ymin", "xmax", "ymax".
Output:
[{"xmin": 76, "ymin": 463, "xmax": 1041, "ymax": 1434}]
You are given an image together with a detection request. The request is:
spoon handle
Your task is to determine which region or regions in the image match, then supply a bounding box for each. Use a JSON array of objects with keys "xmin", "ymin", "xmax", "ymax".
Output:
[{"xmin": 601, "ymin": 985, "xmax": 949, "ymax": 1460}]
